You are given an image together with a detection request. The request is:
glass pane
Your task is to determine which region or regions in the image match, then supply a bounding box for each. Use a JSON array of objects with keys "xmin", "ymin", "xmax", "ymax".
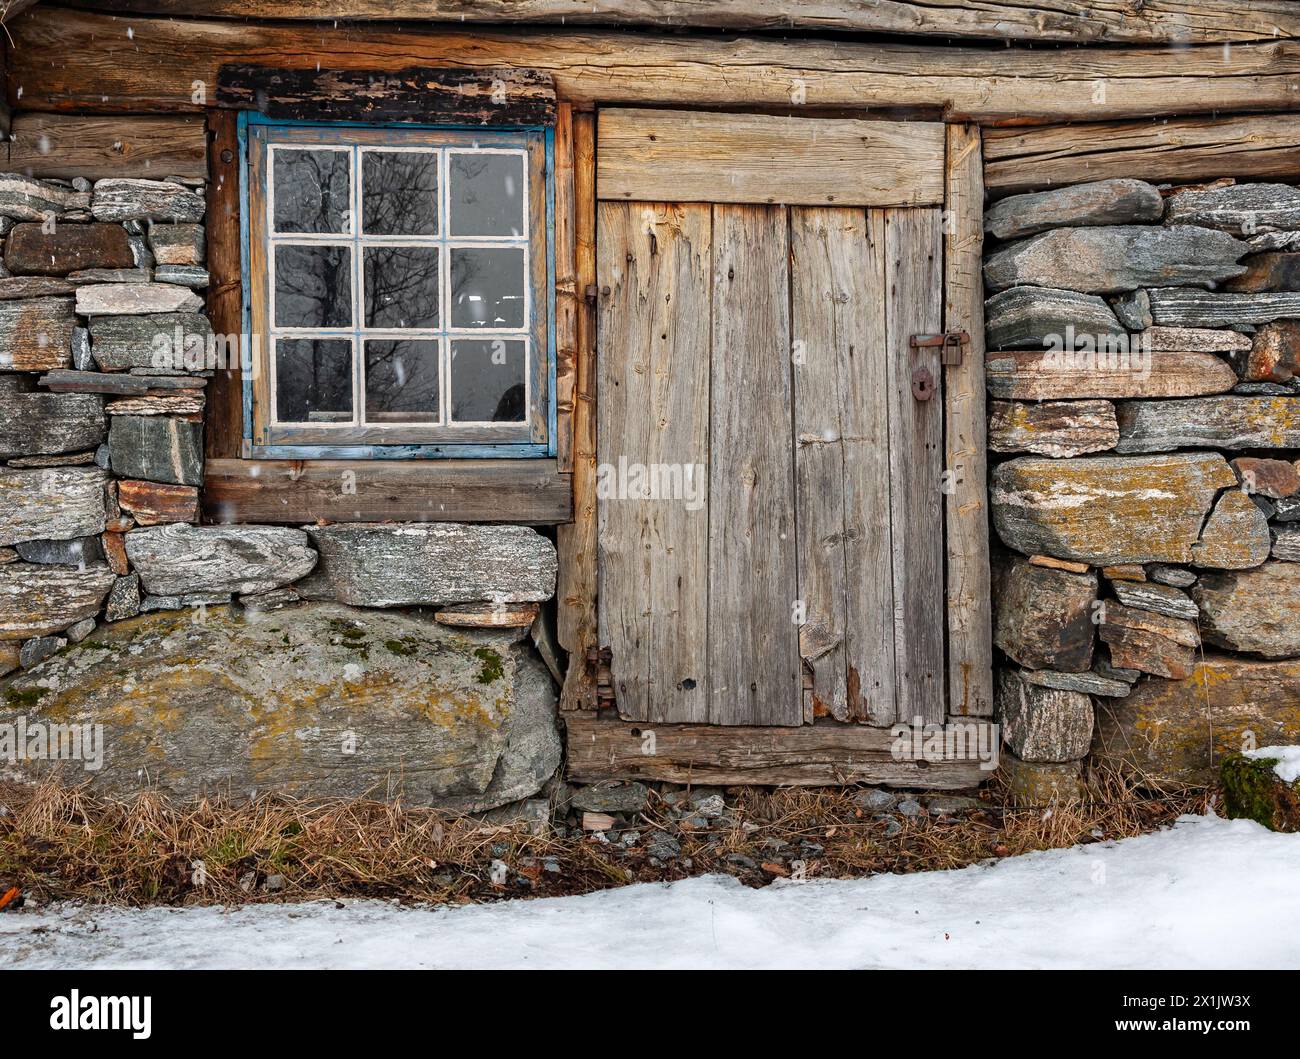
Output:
[
  {"xmin": 450, "ymin": 338, "xmax": 526, "ymax": 422},
  {"xmin": 272, "ymin": 148, "xmax": 351, "ymax": 234},
  {"xmin": 449, "ymin": 152, "xmax": 526, "ymax": 237},
  {"xmin": 449, "ymin": 247, "xmax": 525, "ymax": 329},
  {"xmin": 365, "ymin": 339, "xmax": 440, "ymax": 423},
  {"xmin": 275, "ymin": 338, "xmax": 353, "ymax": 423},
  {"xmin": 364, "ymin": 246, "xmax": 439, "ymax": 329},
  {"xmin": 274, "ymin": 244, "xmax": 352, "ymax": 328},
  {"xmin": 362, "ymin": 150, "xmax": 439, "ymax": 236}
]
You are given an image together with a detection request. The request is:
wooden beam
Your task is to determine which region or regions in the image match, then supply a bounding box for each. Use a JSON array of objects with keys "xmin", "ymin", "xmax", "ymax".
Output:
[
  {"xmin": 201, "ymin": 458, "xmax": 573, "ymax": 524},
  {"xmin": 14, "ymin": 9, "xmax": 1300, "ymax": 123},
  {"xmin": 553, "ymin": 102, "xmax": 577, "ymax": 473},
  {"xmin": 215, "ymin": 64, "xmax": 556, "ymax": 125},
  {"xmin": 6, "ymin": 113, "xmax": 207, "ymax": 180},
  {"xmin": 984, "ymin": 115, "xmax": 1300, "ymax": 197},
  {"xmin": 56, "ymin": 1, "xmax": 1300, "ymax": 46},
  {"xmin": 556, "ymin": 112, "xmax": 598, "ymax": 712},
  {"xmin": 942, "ymin": 125, "xmax": 994, "ymax": 719},
  {"xmin": 204, "ymin": 108, "xmax": 242, "ymax": 461},
  {"xmin": 566, "ymin": 712, "xmax": 995, "ymax": 787},
  {"xmin": 598, "ymin": 108, "xmax": 944, "ymax": 207}
]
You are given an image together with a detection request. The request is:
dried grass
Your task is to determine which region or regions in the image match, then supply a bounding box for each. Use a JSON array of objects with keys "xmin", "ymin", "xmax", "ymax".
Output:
[{"xmin": 0, "ymin": 766, "xmax": 1211, "ymax": 909}]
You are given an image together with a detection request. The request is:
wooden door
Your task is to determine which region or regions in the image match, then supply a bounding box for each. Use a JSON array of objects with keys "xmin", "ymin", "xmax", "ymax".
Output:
[{"xmin": 597, "ymin": 198, "xmax": 946, "ymax": 728}]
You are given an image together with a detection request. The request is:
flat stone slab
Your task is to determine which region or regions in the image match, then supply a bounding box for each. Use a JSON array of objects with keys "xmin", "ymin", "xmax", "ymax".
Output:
[
  {"xmin": 4, "ymin": 222, "xmax": 133, "ymax": 275},
  {"xmin": 988, "ymin": 399, "xmax": 1118, "ymax": 457},
  {"xmin": 89, "ymin": 312, "xmax": 214, "ymax": 374},
  {"xmin": 1165, "ymin": 182, "xmax": 1300, "ymax": 235},
  {"xmin": 1020, "ymin": 667, "xmax": 1131, "ymax": 698},
  {"xmin": 1111, "ymin": 580, "xmax": 1199, "ymax": 621},
  {"xmin": 0, "ymin": 603, "xmax": 560, "ymax": 811},
  {"xmin": 1115, "ymin": 397, "xmax": 1300, "ymax": 453},
  {"xmin": 107, "ymin": 415, "xmax": 203, "ymax": 486},
  {"xmin": 985, "ymin": 286, "xmax": 1124, "ymax": 350},
  {"xmin": 75, "ymin": 282, "xmax": 203, "ymax": 316},
  {"xmin": 983, "ymin": 225, "xmax": 1247, "ymax": 295},
  {"xmin": 0, "ymin": 174, "xmax": 91, "ymax": 221},
  {"xmin": 1142, "ymin": 326, "xmax": 1251, "ymax": 352},
  {"xmin": 991, "ymin": 453, "xmax": 1235, "ymax": 565},
  {"xmin": 0, "ymin": 561, "xmax": 115, "ymax": 640},
  {"xmin": 303, "ymin": 524, "xmax": 558, "ymax": 607},
  {"xmin": 90, "ymin": 178, "xmax": 205, "ymax": 223},
  {"xmin": 984, "ymin": 179, "xmax": 1163, "ymax": 242},
  {"xmin": 147, "ymin": 223, "xmax": 205, "ymax": 266},
  {"xmin": 1148, "ymin": 287, "xmax": 1300, "ymax": 328},
  {"xmin": 1191, "ymin": 489, "xmax": 1271, "ymax": 570},
  {"xmin": 985, "ymin": 348, "xmax": 1236, "ymax": 399},
  {"xmin": 1193, "ymin": 562, "xmax": 1300, "ymax": 659},
  {"xmin": 0, "ymin": 375, "xmax": 105, "ymax": 459},
  {"xmin": 0, "ymin": 467, "xmax": 108, "ymax": 548},
  {"xmin": 126, "ymin": 524, "xmax": 318, "ymax": 597},
  {"xmin": 0, "ymin": 296, "xmax": 74, "ymax": 371},
  {"xmin": 1099, "ymin": 601, "xmax": 1199, "ymax": 679},
  {"xmin": 1093, "ymin": 654, "xmax": 1300, "ymax": 788}
]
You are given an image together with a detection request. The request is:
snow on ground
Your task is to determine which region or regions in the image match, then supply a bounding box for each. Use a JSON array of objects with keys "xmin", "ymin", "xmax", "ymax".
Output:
[
  {"xmin": 1245, "ymin": 745, "xmax": 1300, "ymax": 783},
  {"xmin": 3, "ymin": 814, "xmax": 1298, "ymax": 970}
]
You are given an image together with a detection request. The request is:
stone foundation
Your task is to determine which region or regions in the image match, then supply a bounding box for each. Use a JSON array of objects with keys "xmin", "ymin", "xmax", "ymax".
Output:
[
  {"xmin": 0, "ymin": 169, "xmax": 561, "ymax": 811},
  {"xmin": 985, "ymin": 177, "xmax": 1300, "ymax": 791}
]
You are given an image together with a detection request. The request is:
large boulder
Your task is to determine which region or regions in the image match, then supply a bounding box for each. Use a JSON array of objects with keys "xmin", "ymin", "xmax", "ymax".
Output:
[
  {"xmin": 125, "ymin": 523, "xmax": 317, "ymax": 596},
  {"xmin": 1193, "ymin": 562, "xmax": 1300, "ymax": 659},
  {"xmin": 0, "ymin": 602, "xmax": 561, "ymax": 811},
  {"xmin": 991, "ymin": 453, "xmax": 1235, "ymax": 565},
  {"xmin": 302, "ymin": 523, "xmax": 557, "ymax": 607},
  {"xmin": 1093, "ymin": 654, "xmax": 1300, "ymax": 788},
  {"xmin": 983, "ymin": 225, "xmax": 1246, "ymax": 295}
]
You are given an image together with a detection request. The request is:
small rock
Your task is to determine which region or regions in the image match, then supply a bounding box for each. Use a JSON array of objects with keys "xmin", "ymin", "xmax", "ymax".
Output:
[
  {"xmin": 1111, "ymin": 580, "xmax": 1199, "ymax": 621},
  {"xmin": 1242, "ymin": 320, "xmax": 1300, "ymax": 383},
  {"xmin": 1274, "ymin": 525, "xmax": 1300, "ymax": 562},
  {"xmin": 570, "ymin": 782, "xmax": 650, "ymax": 815},
  {"xmin": 879, "ymin": 816, "xmax": 903, "ymax": 837},
  {"xmin": 91, "ymin": 179, "xmax": 205, "ymax": 223},
  {"xmin": 1192, "ymin": 490, "xmax": 1272, "ymax": 569},
  {"xmin": 691, "ymin": 793, "xmax": 726, "ymax": 819},
  {"xmin": 645, "ymin": 832, "xmax": 681, "ymax": 860},
  {"xmin": 1110, "ymin": 289, "xmax": 1153, "ymax": 331},
  {"xmin": 984, "ymin": 179, "xmax": 1163, "ymax": 241},
  {"xmin": 925, "ymin": 795, "xmax": 981, "ymax": 815},
  {"xmin": 15, "ymin": 536, "xmax": 104, "ymax": 566},
  {"xmin": 264, "ymin": 874, "xmax": 287, "ymax": 893},
  {"xmin": 104, "ymin": 573, "xmax": 141, "ymax": 621},
  {"xmin": 1099, "ymin": 601, "xmax": 1199, "ymax": 679},
  {"xmin": 896, "ymin": 798, "xmax": 924, "ymax": 818},
  {"xmin": 1020, "ymin": 667, "xmax": 1132, "ymax": 698},
  {"xmin": 1232, "ymin": 457, "xmax": 1300, "ymax": 499},
  {"xmin": 65, "ymin": 617, "xmax": 96, "ymax": 643},
  {"xmin": 852, "ymin": 788, "xmax": 896, "ymax": 812},
  {"xmin": 1149, "ymin": 564, "xmax": 1197, "ymax": 588},
  {"xmin": 1002, "ymin": 755, "xmax": 1084, "ymax": 807},
  {"xmin": 20, "ymin": 635, "xmax": 66, "ymax": 668}
]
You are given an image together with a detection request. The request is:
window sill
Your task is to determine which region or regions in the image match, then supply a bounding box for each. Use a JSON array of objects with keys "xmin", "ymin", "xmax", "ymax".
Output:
[{"xmin": 201, "ymin": 458, "xmax": 572, "ymax": 526}]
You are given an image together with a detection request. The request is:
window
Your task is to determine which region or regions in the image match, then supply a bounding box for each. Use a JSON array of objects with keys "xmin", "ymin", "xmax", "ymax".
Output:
[{"xmin": 245, "ymin": 121, "xmax": 551, "ymax": 456}]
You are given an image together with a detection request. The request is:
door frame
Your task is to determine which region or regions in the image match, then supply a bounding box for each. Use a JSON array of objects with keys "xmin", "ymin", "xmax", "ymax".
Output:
[{"xmin": 557, "ymin": 111, "xmax": 993, "ymax": 787}]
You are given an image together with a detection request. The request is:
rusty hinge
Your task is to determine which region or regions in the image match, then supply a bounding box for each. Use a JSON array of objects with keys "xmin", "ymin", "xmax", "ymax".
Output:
[{"xmin": 910, "ymin": 330, "xmax": 970, "ymax": 366}]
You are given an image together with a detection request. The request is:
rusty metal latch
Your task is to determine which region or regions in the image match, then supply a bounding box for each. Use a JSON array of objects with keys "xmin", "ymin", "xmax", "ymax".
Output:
[{"xmin": 910, "ymin": 330, "xmax": 970, "ymax": 366}]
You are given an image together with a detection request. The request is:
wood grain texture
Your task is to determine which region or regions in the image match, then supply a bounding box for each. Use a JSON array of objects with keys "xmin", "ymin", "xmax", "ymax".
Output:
[
  {"xmin": 7, "ymin": 113, "xmax": 207, "ymax": 180},
  {"xmin": 16, "ymin": 9, "xmax": 1300, "ymax": 123},
  {"xmin": 708, "ymin": 205, "xmax": 801, "ymax": 727},
  {"xmin": 566, "ymin": 713, "xmax": 994, "ymax": 788},
  {"xmin": 985, "ymin": 115, "xmax": 1300, "ymax": 197},
  {"xmin": 885, "ymin": 208, "xmax": 945, "ymax": 726},
  {"xmin": 215, "ymin": 63, "xmax": 556, "ymax": 125},
  {"xmin": 555, "ymin": 113, "xmax": 599, "ymax": 712},
  {"xmin": 553, "ymin": 103, "xmax": 577, "ymax": 474},
  {"xmin": 203, "ymin": 108, "xmax": 242, "ymax": 462},
  {"xmin": 942, "ymin": 125, "xmax": 993, "ymax": 719},
  {"xmin": 790, "ymin": 207, "xmax": 895, "ymax": 724},
  {"xmin": 598, "ymin": 109, "xmax": 944, "ymax": 207},
  {"xmin": 201, "ymin": 459, "xmax": 572, "ymax": 524},
  {"xmin": 597, "ymin": 202, "xmax": 712, "ymax": 724},
  {"xmin": 55, "ymin": 1, "xmax": 1300, "ymax": 45}
]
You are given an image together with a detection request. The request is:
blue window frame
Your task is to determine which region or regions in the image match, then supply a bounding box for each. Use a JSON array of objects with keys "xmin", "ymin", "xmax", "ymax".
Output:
[{"xmin": 240, "ymin": 114, "xmax": 556, "ymax": 459}]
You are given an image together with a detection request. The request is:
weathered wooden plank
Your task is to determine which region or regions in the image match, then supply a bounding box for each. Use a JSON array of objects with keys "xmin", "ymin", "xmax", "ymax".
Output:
[
  {"xmin": 57, "ymin": 1, "xmax": 1300, "ymax": 45},
  {"xmin": 17, "ymin": 10, "xmax": 1300, "ymax": 123},
  {"xmin": 7, "ymin": 113, "xmax": 207, "ymax": 180},
  {"xmin": 943, "ymin": 125, "xmax": 994, "ymax": 720},
  {"xmin": 885, "ymin": 207, "xmax": 945, "ymax": 726},
  {"xmin": 985, "ymin": 115, "xmax": 1300, "ymax": 197},
  {"xmin": 201, "ymin": 459, "xmax": 573, "ymax": 525},
  {"xmin": 565, "ymin": 713, "xmax": 994, "ymax": 788},
  {"xmin": 598, "ymin": 109, "xmax": 944, "ymax": 207},
  {"xmin": 553, "ymin": 103, "xmax": 577, "ymax": 474},
  {"xmin": 556, "ymin": 113, "xmax": 598, "ymax": 713},
  {"xmin": 790, "ymin": 207, "xmax": 895, "ymax": 724},
  {"xmin": 215, "ymin": 64, "xmax": 556, "ymax": 126},
  {"xmin": 596, "ymin": 202, "xmax": 712, "ymax": 724},
  {"xmin": 204, "ymin": 109, "xmax": 242, "ymax": 460},
  {"xmin": 708, "ymin": 204, "xmax": 801, "ymax": 726}
]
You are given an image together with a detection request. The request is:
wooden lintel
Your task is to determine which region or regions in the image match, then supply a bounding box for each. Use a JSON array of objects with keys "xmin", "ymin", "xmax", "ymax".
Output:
[
  {"xmin": 14, "ymin": 9, "xmax": 1300, "ymax": 123},
  {"xmin": 7, "ymin": 113, "xmax": 207, "ymax": 179},
  {"xmin": 56, "ymin": 1, "xmax": 1300, "ymax": 47},
  {"xmin": 215, "ymin": 64, "xmax": 557, "ymax": 126},
  {"xmin": 565, "ymin": 713, "xmax": 996, "ymax": 788},
  {"xmin": 201, "ymin": 458, "xmax": 573, "ymax": 525}
]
